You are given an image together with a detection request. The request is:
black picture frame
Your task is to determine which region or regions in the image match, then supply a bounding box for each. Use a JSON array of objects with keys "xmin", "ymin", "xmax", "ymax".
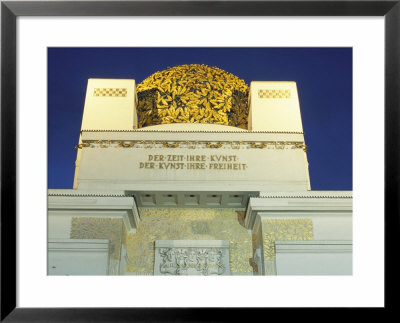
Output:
[{"xmin": 1, "ymin": 1, "xmax": 398, "ymax": 321}]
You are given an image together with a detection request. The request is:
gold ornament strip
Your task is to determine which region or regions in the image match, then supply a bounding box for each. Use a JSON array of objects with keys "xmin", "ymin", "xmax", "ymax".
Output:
[
  {"xmin": 75, "ymin": 140, "xmax": 308, "ymax": 151},
  {"xmin": 94, "ymin": 88, "xmax": 127, "ymax": 97},
  {"xmin": 81, "ymin": 129, "xmax": 304, "ymax": 134},
  {"xmin": 258, "ymin": 89, "xmax": 291, "ymax": 99}
]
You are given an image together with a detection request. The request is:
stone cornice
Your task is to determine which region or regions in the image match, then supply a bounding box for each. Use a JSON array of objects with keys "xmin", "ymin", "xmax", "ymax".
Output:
[
  {"xmin": 257, "ymin": 191, "xmax": 352, "ymax": 199},
  {"xmin": 255, "ymin": 195, "xmax": 352, "ymax": 199},
  {"xmin": 48, "ymin": 193, "xmax": 139, "ymax": 233},
  {"xmin": 245, "ymin": 192, "xmax": 353, "ymax": 230},
  {"xmin": 81, "ymin": 129, "xmax": 304, "ymax": 134},
  {"xmin": 48, "ymin": 193, "xmax": 130, "ymax": 198}
]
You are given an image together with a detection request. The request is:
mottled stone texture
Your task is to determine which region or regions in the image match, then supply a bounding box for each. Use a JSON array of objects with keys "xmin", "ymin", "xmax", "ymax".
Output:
[{"xmin": 125, "ymin": 208, "xmax": 252, "ymax": 275}]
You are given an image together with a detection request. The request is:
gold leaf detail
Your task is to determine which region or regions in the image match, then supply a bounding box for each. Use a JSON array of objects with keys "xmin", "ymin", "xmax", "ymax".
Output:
[
  {"xmin": 136, "ymin": 64, "xmax": 249, "ymax": 129},
  {"xmin": 124, "ymin": 208, "xmax": 253, "ymax": 275},
  {"xmin": 262, "ymin": 219, "xmax": 314, "ymax": 261}
]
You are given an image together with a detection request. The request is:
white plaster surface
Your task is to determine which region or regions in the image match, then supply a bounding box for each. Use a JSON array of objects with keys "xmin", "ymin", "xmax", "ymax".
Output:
[
  {"xmin": 48, "ymin": 215, "xmax": 72, "ymax": 239},
  {"xmin": 275, "ymin": 241, "xmax": 352, "ymax": 275},
  {"xmin": 48, "ymin": 239, "xmax": 109, "ymax": 275},
  {"xmin": 48, "ymin": 191, "xmax": 139, "ymax": 233}
]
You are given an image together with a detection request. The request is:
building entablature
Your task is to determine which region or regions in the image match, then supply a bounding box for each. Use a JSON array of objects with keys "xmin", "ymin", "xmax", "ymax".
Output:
[
  {"xmin": 245, "ymin": 191, "xmax": 353, "ymax": 230},
  {"xmin": 48, "ymin": 189, "xmax": 139, "ymax": 233},
  {"xmin": 79, "ymin": 129, "xmax": 306, "ymax": 147}
]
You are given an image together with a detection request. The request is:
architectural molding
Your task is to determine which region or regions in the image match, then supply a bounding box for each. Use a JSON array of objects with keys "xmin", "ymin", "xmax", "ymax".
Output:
[
  {"xmin": 274, "ymin": 240, "xmax": 353, "ymax": 275},
  {"xmin": 274, "ymin": 240, "xmax": 353, "ymax": 253},
  {"xmin": 81, "ymin": 129, "xmax": 305, "ymax": 134},
  {"xmin": 48, "ymin": 239, "xmax": 110, "ymax": 275},
  {"xmin": 75, "ymin": 140, "xmax": 307, "ymax": 151},
  {"xmin": 258, "ymin": 191, "xmax": 353, "ymax": 199},
  {"xmin": 245, "ymin": 194, "xmax": 352, "ymax": 230},
  {"xmin": 48, "ymin": 192, "xmax": 139, "ymax": 233},
  {"xmin": 48, "ymin": 193, "xmax": 128, "ymax": 197},
  {"xmin": 80, "ymin": 130, "xmax": 306, "ymax": 144}
]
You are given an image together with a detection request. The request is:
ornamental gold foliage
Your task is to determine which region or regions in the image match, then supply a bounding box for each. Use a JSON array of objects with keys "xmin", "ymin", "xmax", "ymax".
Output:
[
  {"xmin": 125, "ymin": 208, "xmax": 253, "ymax": 275},
  {"xmin": 136, "ymin": 64, "xmax": 249, "ymax": 129}
]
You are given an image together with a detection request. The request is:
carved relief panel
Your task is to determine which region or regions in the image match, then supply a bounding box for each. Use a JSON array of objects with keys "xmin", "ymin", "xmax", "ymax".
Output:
[{"xmin": 154, "ymin": 240, "xmax": 230, "ymax": 276}]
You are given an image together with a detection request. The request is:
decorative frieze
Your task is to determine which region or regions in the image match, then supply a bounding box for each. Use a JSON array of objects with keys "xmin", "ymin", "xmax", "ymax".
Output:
[
  {"xmin": 258, "ymin": 89, "xmax": 291, "ymax": 99},
  {"xmin": 94, "ymin": 88, "xmax": 127, "ymax": 97},
  {"xmin": 81, "ymin": 129, "xmax": 304, "ymax": 134},
  {"xmin": 154, "ymin": 240, "xmax": 230, "ymax": 276},
  {"xmin": 75, "ymin": 140, "xmax": 307, "ymax": 151}
]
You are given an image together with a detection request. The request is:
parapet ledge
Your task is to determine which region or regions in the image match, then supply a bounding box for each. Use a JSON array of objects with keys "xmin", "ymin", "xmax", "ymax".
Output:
[
  {"xmin": 245, "ymin": 190, "xmax": 353, "ymax": 230},
  {"xmin": 48, "ymin": 189, "xmax": 139, "ymax": 233},
  {"xmin": 80, "ymin": 130, "xmax": 305, "ymax": 143},
  {"xmin": 258, "ymin": 191, "xmax": 353, "ymax": 199},
  {"xmin": 48, "ymin": 189, "xmax": 127, "ymax": 197}
]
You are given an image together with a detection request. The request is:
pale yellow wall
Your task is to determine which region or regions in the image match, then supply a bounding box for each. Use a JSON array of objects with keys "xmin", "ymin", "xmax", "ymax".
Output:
[
  {"xmin": 74, "ymin": 79, "xmax": 310, "ymax": 191},
  {"xmin": 76, "ymin": 144, "xmax": 311, "ymax": 191},
  {"xmin": 81, "ymin": 78, "xmax": 136, "ymax": 130},
  {"xmin": 248, "ymin": 81, "xmax": 304, "ymax": 132}
]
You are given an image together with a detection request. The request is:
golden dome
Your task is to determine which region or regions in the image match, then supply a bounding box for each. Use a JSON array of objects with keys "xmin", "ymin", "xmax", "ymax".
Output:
[{"xmin": 136, "ymin": 64, "xmax": 249, "ymax": 129}]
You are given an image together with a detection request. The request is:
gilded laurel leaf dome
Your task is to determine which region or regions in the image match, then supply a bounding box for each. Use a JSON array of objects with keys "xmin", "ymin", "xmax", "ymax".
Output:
[{"xmin": 136, "ymin": 64, "xmax": 249, "ymax": 129}]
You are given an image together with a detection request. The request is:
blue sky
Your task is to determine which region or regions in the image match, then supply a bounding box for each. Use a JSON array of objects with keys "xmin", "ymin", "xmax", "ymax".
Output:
[{"xmin": 48, "ymin": 47, "xmax": 352, "ymax": 190}]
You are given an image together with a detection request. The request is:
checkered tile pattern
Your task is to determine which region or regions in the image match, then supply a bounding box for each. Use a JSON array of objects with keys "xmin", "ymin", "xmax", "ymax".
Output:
[
  {"xmin": 258, "ymin": 89, "xmax": 291, "ymax": 99},
  {"xmin": 94, "ymin": 88, "xmax": 128, "ymax": 97}
]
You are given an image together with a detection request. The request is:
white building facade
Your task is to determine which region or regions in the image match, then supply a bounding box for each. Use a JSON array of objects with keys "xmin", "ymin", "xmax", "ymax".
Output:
[{"xmin": 48, "ymin": 65, "xmax": 352, "ymax": 275}]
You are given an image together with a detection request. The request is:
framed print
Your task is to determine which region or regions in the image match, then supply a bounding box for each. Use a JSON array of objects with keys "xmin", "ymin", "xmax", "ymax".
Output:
[{"xmin": 1, "ymin": 0, "xmax": 398, "ymax": 321}]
